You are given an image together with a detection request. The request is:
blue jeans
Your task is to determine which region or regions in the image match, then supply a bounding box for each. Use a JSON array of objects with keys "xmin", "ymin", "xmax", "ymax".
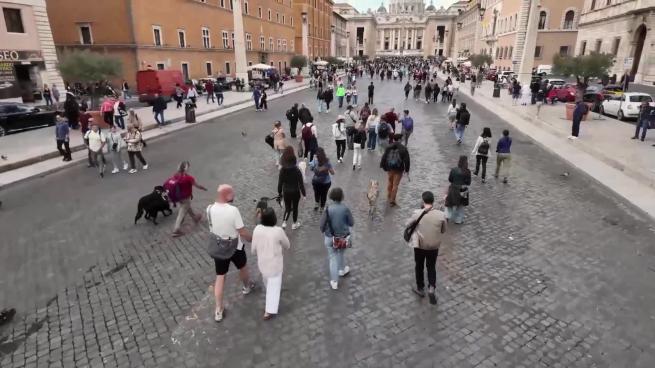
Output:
[
  {"xmin": 352, "ymin": 95, "xmax": 358, "ymax": 105},
  {"xmin": 154, "ymin": 111, "xmax": 165, "ymax": 126},
  {"xmin": 454, "ymin": 124, "xmax": 466, "ymax": 141},
  {"xmin": 324, "ymin": 236, "xmax": 346, "ymax": 282},
  {"xmin": 216, "ymin": 93, "xmax": 224, "ymax": 105},
  {"xmin": 317, "ymin": 99, "xmax": 323, "ymax": 113},
  {"xmin": 367, "ymin": 129, "xmax": 377, "ymax": 149},
  {"xmin": 634, "ymin": 119, "xmax": 648, "ymax": 140},
  {"xmin": 446, "ymin": 206, "xmax": 465, "ymax": 224},
  {"xmin": 114, "ymin": 115, "xmax": 125, "ymax": 129},
  {"xmin": 338, "ymin": 96, "xmax": 344, "ymax": 108}
]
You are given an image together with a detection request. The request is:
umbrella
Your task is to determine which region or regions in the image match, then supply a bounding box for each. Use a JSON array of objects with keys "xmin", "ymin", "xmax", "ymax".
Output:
[
  {"xmin": 249, "ymin": 63, "xmax": 272, "ymax": 70},
  {"xmin": 314, "ymin": 60, "xmax": 329, "ymax": 66}
]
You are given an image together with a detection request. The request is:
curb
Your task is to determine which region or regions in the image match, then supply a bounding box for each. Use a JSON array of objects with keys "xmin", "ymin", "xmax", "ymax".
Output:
[{"xmin": 0, "ymin": 83, "xmax": 309, "ymax": 190}]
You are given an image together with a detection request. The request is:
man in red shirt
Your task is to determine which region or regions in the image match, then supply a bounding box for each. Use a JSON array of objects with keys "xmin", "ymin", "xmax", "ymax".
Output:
[{"xmin": 172, "ymin": 161, "xmax": 208, "ymax": 237}]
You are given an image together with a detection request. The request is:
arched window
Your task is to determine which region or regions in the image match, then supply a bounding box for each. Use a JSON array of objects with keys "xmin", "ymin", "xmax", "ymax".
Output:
[
  {"xmin": 563, "ymin": 10, "xmax": 575, "ymax": 29},
  {"xmin": 538, "ymin": 11, "xmax": 547, "ymax": 29}
]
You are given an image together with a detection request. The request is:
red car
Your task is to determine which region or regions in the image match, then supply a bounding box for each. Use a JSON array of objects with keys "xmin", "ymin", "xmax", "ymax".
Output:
[{"xmin": 554, "ymin": 84, "xmax": 577, "ymax": 102}]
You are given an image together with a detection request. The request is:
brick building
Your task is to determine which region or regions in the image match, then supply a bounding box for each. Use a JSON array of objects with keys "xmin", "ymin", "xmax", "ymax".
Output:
[
  {"xmin": 293, "ymin": 0, "xmax": 332, "ymax": 61},
  {"xmin": 47, "ymin": 0, "xmax": 296, "ymax": 88}
]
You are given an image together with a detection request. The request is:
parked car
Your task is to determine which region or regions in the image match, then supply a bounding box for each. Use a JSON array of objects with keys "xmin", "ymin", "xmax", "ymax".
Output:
[
  {"xmin": 555, "ymin": 84, "xmax": 577, "ymax": 103},
  {"xmin": 601, "ymin": 84, "xmax": 624, "ymax": 97},
  {"xmin": 601, "ymin": 92, "xmax": 653, "ymax": 120},
  {"xmin": 136, "ymin": 69, "xmax": 188, "ymax": 104},
  {"xmin": 547, "ymin": 78, "xmax": 566, "ymax": 88},
  {"xmin": 0, "ymin": 102, "xmax": 57, "ymax": 136}
]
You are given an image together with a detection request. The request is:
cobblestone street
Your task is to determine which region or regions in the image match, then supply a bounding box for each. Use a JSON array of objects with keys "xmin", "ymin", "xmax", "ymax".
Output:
[{"xmin": 1, "ymin": 76, "xmax": 655, "ymax": 367}]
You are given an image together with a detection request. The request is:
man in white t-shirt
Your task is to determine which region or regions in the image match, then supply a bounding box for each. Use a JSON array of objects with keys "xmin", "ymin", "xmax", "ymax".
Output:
[
  {"xmin": 207, "ymin": 184, "xmax": 254, "ymax": 322},
  {"xmin": 84, "ymin": 121, "xmax": 107, "ymax": 178}
]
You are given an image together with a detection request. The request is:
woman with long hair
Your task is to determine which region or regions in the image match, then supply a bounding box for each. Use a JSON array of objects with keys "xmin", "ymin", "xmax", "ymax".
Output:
[
  {"xmin": 446, "ymin": 99, "xmax": 458, "ymax": 130},
  {"xmin": 309, "ymin": 147, "xmax": 335, "ymax": 211},
  {"xmin": 444, "ymin": 155, "xmax": 472, "ymax": 224},
  {"xmin": 365, "ymin": 108, "xmax": 380, "ymax": 150},
  {"xmin": 471, "ymin": 127, "xmax": 492, "ymax": 183},
  {"xmin": 319, "ymin": 187, "xmax": 354, "ymax": 290},
  {"xmin": 278, "ymin": 146, "xmax": 306, "ymax": 230}
]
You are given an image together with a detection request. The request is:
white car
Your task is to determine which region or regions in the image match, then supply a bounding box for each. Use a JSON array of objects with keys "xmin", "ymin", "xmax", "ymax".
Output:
[
  {"xmin": 547, "ymin": 78, "xmax": 566, "ymax": 88},
  {"xmin": 601, "ymin": 92, "xmax": 653, "ymax": 120}
]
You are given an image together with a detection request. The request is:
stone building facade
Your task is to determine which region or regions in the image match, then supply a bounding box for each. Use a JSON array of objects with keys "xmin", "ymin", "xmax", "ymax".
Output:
[
  {"xmin": 331, "ymin": 10, "xmax": 347, "ymax": 57},
  {"xmin": 0, "ymin": 0, "xmax": 62, "ymax": 102},
  {"xmin": 293, "ymin": 0, "xmax": 332, "ymax": 61},
  {"xmin": 333, "ymin": 0, "xmax": 459, "ymax": 59},
  {"xmin": 47, "ymin": 0, "xmax": 296, "ymax": 88},
  {"xmin": 477, "ymin": 0, "xmax": 584, "ymax": 72},
  {"xmin": 575, "ymin": 0, "xmax": 655, "ymax": 84}
]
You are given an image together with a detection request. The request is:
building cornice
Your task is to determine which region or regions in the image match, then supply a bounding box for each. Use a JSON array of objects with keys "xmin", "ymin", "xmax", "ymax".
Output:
[{"xmin": 579, "ymin": 6, "xmax": 655, "ymax": 27}]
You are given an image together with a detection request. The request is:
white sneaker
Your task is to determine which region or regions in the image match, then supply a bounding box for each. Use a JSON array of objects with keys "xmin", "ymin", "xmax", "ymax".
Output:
[
  {"xmin": 111, "ymin": 168, "xmax": 119, "ymax": 174},
  {"xmin": 142, "ymin": 164, "xmax": 149, "ymax": 170},
  {"xmin": 291, "ymin": 222, "xmax": 300, "ymax": 230},
  {"xmin": 241, "ymin": 282, "xmax": 256, "ymax": 295},
  {"xmin": 339, "ymin": 266, "xmax": 350, "ymax": 277},
  {"xmin": 123, "ymin": 163, "xmax": 128, "ymax": 170},
  {"xmin": 330, "ymin": 281, "xmax": 338, "ymax": 290},
  {"xmin": 282, "ymin": 221, "xmax": 287, "ymax": 229},
  {"xmin": 214, "ymin": 309, "xmax": 224, "ymax": 322},
  {"xmin": 128, "ymin": 169, "xmax": 137, "ymax": 174}
]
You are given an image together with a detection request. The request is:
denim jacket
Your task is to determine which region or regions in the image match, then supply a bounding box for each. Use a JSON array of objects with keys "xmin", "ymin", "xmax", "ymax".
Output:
[{"xmin": 320, "ymin": 202, "xmax": 354, "ymax": 237}]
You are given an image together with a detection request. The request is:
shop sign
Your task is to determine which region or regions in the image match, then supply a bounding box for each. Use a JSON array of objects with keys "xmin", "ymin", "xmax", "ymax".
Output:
[
  {"xmin": 0, "ymin": 50, "xmax": 43, "ymax": 62},
  {"xmin": 0, "ymin": 61, "xmax": 19, "ymax": 99}
]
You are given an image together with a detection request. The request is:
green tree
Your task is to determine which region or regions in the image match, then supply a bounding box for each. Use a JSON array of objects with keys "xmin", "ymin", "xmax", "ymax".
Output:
[
  {"xmin": 58, "ymin": 50, "xmax": 122, "ymax": 108},
  {"xmin": 469, "ymin": 54, "xmax": 493, "ymax": 69},
  {"xmin": 553, "ymin": 52, "xmax": 614, "ymax": 99},
  {"xmin": 290, "ymin": 55, "xmax": 308, "ymax": 75}
]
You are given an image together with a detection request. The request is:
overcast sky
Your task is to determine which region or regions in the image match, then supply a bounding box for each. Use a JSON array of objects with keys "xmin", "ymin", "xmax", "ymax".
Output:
[{"xmin": 343, "ymin": 0, "xmax": 457, "ymax": 13}]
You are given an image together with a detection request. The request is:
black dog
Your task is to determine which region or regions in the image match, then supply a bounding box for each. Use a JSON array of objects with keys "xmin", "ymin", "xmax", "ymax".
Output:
[
  {"xmin": 135, "ymin": 186, "xmax": 172, "ymax": 225},
  {"xmin": 254, "ymin": 196, "xmax": 282, "ymax": 219}
]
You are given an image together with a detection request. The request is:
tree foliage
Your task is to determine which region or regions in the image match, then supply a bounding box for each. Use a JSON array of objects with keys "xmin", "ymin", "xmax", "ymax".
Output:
[
  {"xmin": 469, "ymin": 54, "xmax": 493, "ymax": 68},
  {"xmin": 552, "ymin": 52, "xmax": 614, "ymax": 86},
  {"xmin": 290, "ymin": 55, "xmax": 308, "ymax": 72},
  {"xmin": 58, "ymin": 50, "xmax": 122, "ymax": 84}
]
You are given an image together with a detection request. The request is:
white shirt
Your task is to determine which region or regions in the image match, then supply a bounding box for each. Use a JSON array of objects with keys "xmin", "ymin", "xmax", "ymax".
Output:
[
  {"xmin": 84, "ymin": 130, "xmax": 106, "ymax": 152},
  {"xmin": 187, "ymin": 87, "xmax": 198, "ymax": 98},
  {"xmin": 251, "ymin": 225, "xmax": 290, "ymax": 278},
  {"xmin": 332, "ymin": 122, "xmax": 347, "ymax": 140},
  {"xmin": 366, "ymin": 115, "xmax": 379, "ymax": 130},
  {"xmin": 207, "ymin": 202, "xmax": 246, "ymax": 250}
]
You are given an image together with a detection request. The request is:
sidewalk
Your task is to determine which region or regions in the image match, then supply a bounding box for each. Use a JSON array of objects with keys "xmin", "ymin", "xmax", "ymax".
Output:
[
  {"xmin": 440, "ymin": 73, "xmax": 655, "ymax": 220},
  {"xmin": 0, "ymin": 79, "xmax": 309, "ymax": 188}
]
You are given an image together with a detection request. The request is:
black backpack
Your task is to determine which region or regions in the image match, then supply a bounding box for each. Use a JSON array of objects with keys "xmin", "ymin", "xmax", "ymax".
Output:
[
  {"xmin": 286, "ymin": 109, "xmax": 293, "ymax": 120},
  {"xmin": 478, "ymin": 138, "xmax": 490, "ymax": 155},
  {"xmin": 378, "ymin": 123, "xmax": 391, "ymax": 139},
  {"xmin": 458, "ymin": 110, "xmax": 471, "ymax": 125}
]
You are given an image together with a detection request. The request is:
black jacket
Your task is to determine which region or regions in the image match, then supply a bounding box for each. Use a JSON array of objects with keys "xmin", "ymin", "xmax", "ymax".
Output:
[
  {"xmin": 152, "ymin": 97, "xmax": 167, "ymax": 112},
  {"xmin": 278, "ymin": 166, "xmax": 306, "ymax": 196},
  {"xmin": 380, "ymin": 142, "xmax": 410, "ymax": 173},
  {"xmin": 288, "ymin": 106, "xmax": 299, "ymax": 122},
  {"xmin": 298, "ymin": 107, "xmax": 313, "ymax": 124}
]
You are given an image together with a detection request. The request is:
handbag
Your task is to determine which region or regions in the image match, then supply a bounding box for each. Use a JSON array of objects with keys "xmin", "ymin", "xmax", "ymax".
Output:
[
  {"xmin": 264, "ymin": 134, "xmax": 274, "ymax": 148},
  {"xmin": 206, "ymin": 205, "xmax": 239, "ymax": 260},
  {"xmin": 325, "ymin": 206, "xmax": 351, "ymax": 249},
  {"xmin": 403, "ymin": 209, "xmax": 431, "ymax": 242}
]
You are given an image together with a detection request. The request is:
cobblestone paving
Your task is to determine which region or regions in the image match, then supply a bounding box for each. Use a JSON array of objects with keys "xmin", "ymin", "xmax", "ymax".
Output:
[{"xmin": 1, "ymin": 77, "xmax": 655, "ymax": 367}]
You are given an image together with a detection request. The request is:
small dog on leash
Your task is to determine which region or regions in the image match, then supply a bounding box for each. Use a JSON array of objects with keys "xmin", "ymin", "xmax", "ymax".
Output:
[
  {"xmin": 135, "ymin": 186, "xmax": 172, "ymax": 225},
  {"xmin": 298, "ymin": 158, "xmax": 308, "ymax": 183},
  {"xmin": 366, "ymin": 180, "xmax": 380, "ymax": 216}
]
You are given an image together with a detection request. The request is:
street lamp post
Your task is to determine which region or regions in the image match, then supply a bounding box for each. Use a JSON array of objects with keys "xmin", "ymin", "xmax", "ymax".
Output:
[{"xmin": 331, "ymin": 24, "xmax": 336, "ymax": 57}]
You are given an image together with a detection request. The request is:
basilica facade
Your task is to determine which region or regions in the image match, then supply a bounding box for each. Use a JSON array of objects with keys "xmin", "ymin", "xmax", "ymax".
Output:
[{"xmin": 333, "ymin": 0, "xmax": 464, "ymax": 59}]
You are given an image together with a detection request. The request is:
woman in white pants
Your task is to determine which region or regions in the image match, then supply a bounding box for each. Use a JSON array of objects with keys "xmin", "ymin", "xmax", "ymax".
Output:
[{"xmin": 251, "ymin": 208, "xmax": 291, "ymax": 320}]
